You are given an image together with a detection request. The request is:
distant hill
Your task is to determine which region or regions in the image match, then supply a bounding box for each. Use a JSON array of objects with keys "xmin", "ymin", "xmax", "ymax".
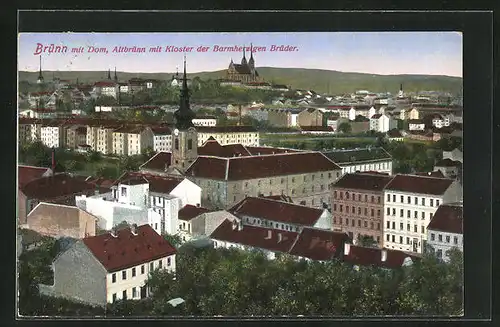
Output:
[{"xmin": 19, "ymin": 67, "xmax": 462, "ymax": 95}]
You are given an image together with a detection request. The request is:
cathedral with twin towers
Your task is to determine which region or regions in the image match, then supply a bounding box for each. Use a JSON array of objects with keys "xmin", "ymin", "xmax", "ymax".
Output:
[{"xmin": 226, "ymin": 44, "xmax": 262, "ymax": 83}]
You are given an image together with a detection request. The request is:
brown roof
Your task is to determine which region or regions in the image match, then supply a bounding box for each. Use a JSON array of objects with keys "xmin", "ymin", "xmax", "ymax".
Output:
[
  {"xmin": 371, "ymin": 114, "xmax": 382, "ymax": 119},
  {"xmin": 343, "ymin": 245, "xmax": 420, "ymax": 269},
  {"xmin": 113, "ymin": 125, "xmax": 148, "ymax": 134},
  {"xmin": 139, "ymin": 152, "xmax": 172, "ymax": 171},
  {"xmin": 260, "ymin": 194, "xmax": 293, "ymax": 203},
  {"xmin": 289, "ymin": 228, "xmax": 348, "ymax": 260},
  {"xmin": 384, "ymin": 174, "xmax": 455, "ymax": 195},
  {"xmin": 21, "ymin": 173, "xmax": 102, "ymax": 200},
  {"xmin": 178, "ymin": 205, "xmax": 211, "ymax": 221},
  {"xmin": 151, "ymin": 126, "xmax": 172, "ymax": 135},
  {"xmin": 83, "ymin": 224, "xmax": 176, "ymax": 272},
  {"xmin": 386, "ymin": 129, "xmax": 403, "ymax": 138},
  {"xmin": 84, "ymin": 176, "xmax": 116, "ymax": 188},
  {"xmin": 186, "ymin": 152, "xmax": 341, "ymax": 181},
  {"xmin": 414, "ymin": 171, "xmax": 445, "ymax": 178},
  {"xmin": 332, "ymin": 172, "xmax": 394, "ymax": 192},
  {"xmin": 245, "ymin": 146, "xmax": 302, "ymax": 155},
  {"xmin": 197, "ymin": 139, "xmax": 252, "ymax": 158},
  {"xmin": 427, "ymin": 204, "xmax": 463, "ymax": 234},
  {"xmin": 229, "ymin": 197, "xmax": 325, "ymax": 226},
  {"xmin": 408, "ymin": 119, "xmax": 425, "ymax": 124},
  {"xmin": 210, "ymin": 219, "xmax": 298, "ymax": 253},
  {"xmin": 18, "ymin": 165, "xmax": 51, "ymax": 188},
  {"xmin": 115, "ymin": 172, "xmax": 184, "ymax": 194}
]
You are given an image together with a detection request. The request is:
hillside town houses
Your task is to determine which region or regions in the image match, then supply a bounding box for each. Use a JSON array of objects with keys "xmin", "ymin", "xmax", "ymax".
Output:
[{"xmin": 18, "ymin": 59, "xmax": 464, "ymax": 308}]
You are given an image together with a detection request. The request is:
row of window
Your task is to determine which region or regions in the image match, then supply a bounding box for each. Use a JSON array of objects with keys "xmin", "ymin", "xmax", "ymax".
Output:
[
  {"xmin": 430, "ymin": 233, "xmax": 460, "ymax": 245},
  {"xmin": 386, "ymin": 194, "xmax": 441, "ymax": 207},
  {"xmin": 333, "ymin": 217, "xmax": 381, "ymax": 230},
  {"xmin": 385, "ymin": 234, "xmax": 419, "ymax": 247},
  {"xmin": 386, "ymin": 207, "xmax": 433, "ymax": 220},
  {"xmin": 245, "ymin": 217, "xmax": 301, "ymax": 232},
  {"xmin": 111, "ymin": 287, "xmax": 141, "ymax": 302},
  {"xmin": 110, "ymin": 258, "xmax": 172, "ymax": 283},
  {"xmin": 333, "ymin": 204, "xmax": 381, "ymax": 217},
  {"xmin": 333, "ymin": 191, "xmax": 381, "ymax": 204},
  {"xmin": 385, "ymin": 221, "xmax": 426, "ymax": 234}
]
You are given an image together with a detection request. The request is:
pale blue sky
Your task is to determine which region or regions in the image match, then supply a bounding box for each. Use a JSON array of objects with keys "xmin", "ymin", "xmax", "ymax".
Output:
[{"xmin": 18, "ymin": 32, "xmax": 463, "ymax": 77}]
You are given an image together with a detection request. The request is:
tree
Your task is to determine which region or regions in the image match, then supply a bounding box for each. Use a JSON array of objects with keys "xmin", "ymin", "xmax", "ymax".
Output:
[
  {"xmin": 338, "ymin": 122, "xmax": 352, "ymax": 134},
  {"xmin": 162, "ymin": 233, "xmax": 183, "ymax": 248},
  {"xmin": 86, "ymin": 150, "xmax": 102, "ymax": 163}
]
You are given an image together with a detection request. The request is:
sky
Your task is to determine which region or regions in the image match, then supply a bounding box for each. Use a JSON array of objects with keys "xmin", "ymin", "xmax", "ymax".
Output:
[{"xmin": 18, "ymin": 32, "xmax": 462, "ymax": 77}]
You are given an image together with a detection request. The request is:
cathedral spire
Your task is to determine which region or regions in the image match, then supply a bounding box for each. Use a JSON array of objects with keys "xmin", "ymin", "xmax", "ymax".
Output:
[
  {"xmin": 248, "ymin": 43, "xmax": 255, "ymax": 70},
  {"xmin": 241, "ymin": 45, "xmax": 247, "ymax": 65},
  {"xmin": 107, "ymin": 69, "xmax": 111, "ymax": 80},
  {"xmin": 173, "ymin": 55, "xmax": 195, "ymax": 129}
]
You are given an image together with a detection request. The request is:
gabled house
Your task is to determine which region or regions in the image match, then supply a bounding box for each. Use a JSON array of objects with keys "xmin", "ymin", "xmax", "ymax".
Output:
[
  {"xmin": 38, "ymin": 224, "xmax": 177, "ymax": 307},
  {"xmin": 426, "ymin": 203, "xmax": 463, "ymax": 262},
  {"xmin": 383, "ymin": 174, "xmax": 462, "ymax": 253},
  {"xmin": 228, "ymin": 196, "xmax": 333, "ymax": 233}
]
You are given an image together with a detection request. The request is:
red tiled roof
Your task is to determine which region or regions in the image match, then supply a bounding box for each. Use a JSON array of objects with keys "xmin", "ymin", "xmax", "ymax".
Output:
[
  {"xmin": 289, "ymin": 228, "xmax": 349, "ymax": 260},
  {"xmin": 384, "ymin": 174, "xmax": 455, "ymax": 195},
  {"xmin": 94, "ymin": 81, "xmax": 117, "ymax": 87},
  {"xmin": 83, "ymin": 224, "xmax": 176, "ymax": 272},
  {"xmin": 113, "ymin": 125, "xmax": 147, "ymax": 134},
  {"xmin": 151, "ymin": 126, "xmax": 172, "ymax": 135},
  {"xmin": 332, "ymin": 173, "xmax": 394, "ymax": 192},
  {"xmin": 139, "ymin": 152, "xmax": 172, "ymax": 172},
  {"xmin": 427, "ymin": 203, "xmax": 463, "ymax": 234},
  {"xmin": 18, "ymin": 165, "xmax": 51, "ymax": 188},
  {"xmin": 210, "ymin": 219, "xmax": 298, "ymax": 253},
  {"xmin": 414, "ymin": 171, "xmax": 445, "ymax": 178},
  {"xmin": 229, "ymin": 197, "xmax": 324, "ymax": 226},
  {"xmin": 115, "ymin": 172, "xmax": 183, "ymax": 194},
  {"xmin": 197, "ymin": 139, "xmax": 252, "ymax": 158},
  {"xmin": 20, "ymin": 173, "xmax": 105, "ymax": 200},
  {"xmin": 85, "ymin": 176, "xmax": 116, "ymax": 188},
  {"xmin": 343, "ymin": 245, "xmax": 420, "ymax": 269},
  {"xmin": 178, "ymin": 205, "xmax": 211, "ymax": 221},
  {"xmin": 186, "ymin": 152, "xmax": 341, "ymax": 181}
]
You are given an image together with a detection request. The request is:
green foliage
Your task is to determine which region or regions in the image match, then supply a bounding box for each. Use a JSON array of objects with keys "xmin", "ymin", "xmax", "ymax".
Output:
[
  {"xmin": 162, "ymin": 233, "xmax": 183, "ymax": 248},
  {"xmin": 338, "ymin": 122, "xmax": 352, "ymax": 134}
]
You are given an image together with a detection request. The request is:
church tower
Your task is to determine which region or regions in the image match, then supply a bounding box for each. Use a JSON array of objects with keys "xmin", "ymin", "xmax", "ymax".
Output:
[
  {"xmin": 114, "ymin": 67, "xmax": 118, "ymax": 82},
  {"xmin": 37, "ymin": 56, "xmax": 44, "ymax": 84},
  {"xmin": 241, "ymin": 46, "xmax": 247, "ymax": 65},
  {"xmin": 398, "ymin": 83, "xmax": 404, "ymax": 98},
  {"xmin": 107, "ymin": 69, "xmax": 111, "ymax": 80},
  {"xmin": 171, "ymin": 57, "xmax": 198, "ymax": 173},
  {"xmin": 248, "ymin": 43, "xmax": 255, "ymax": 71}
]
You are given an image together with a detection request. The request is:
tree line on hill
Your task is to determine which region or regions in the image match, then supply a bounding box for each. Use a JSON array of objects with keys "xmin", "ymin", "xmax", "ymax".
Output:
[{"xmin": 18, "ymin": 236, "xmax": 463, "ymax": 317}]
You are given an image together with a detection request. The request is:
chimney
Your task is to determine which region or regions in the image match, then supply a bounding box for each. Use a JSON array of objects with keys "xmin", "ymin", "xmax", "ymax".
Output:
[
  {"xmin": 343, "ymin": 242, "xmax": 351, "ymax": 256},
  {"xmin": 381, "ymin": 249, "xmax": 387, "ymax": 262},
  {"xmin": 277, "ymin": 233, "xmax": 283, "ymax": 243},
  {"xmin": 131, "ymin": 223, "xmax": 138, "ymax": 236},
  {"xmin": 110, "ymin": 227, "xmax": 118, "ymax": 238},
  {"xmin": 265, "ymin": 229, "xmax": 272, "ymax": 240}
]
